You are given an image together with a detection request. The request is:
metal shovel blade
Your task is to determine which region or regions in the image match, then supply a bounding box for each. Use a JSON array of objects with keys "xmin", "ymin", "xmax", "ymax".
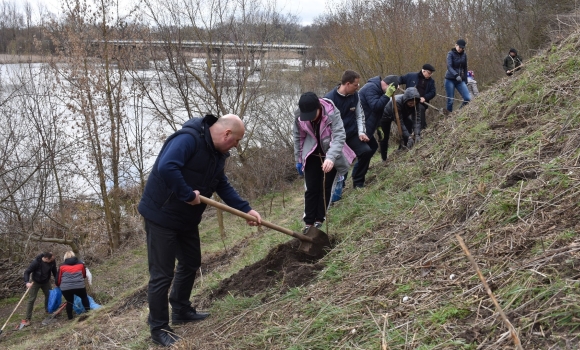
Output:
[
  {"xmin": 42, "ymin": 302, "xmax": 66, "ymax": 325},
  {"xmin": 299, "ymin": 226, "xmax": 331, "ymax": 258}
]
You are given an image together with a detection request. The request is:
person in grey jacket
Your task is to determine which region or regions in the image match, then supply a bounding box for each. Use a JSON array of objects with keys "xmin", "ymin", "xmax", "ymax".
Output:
[
  {"xmin": 56, "ymin": 251, "xmax": 90, "ymax": 320},
  {"xmin": 379, "ymin": 87, "xmax": 422, "ymax": 159},
  {"xmin": 294, "ymin": 92, "xmax": 355, "ymax": 232},
  {"xmin": 503, "ymin": 48, "xmax": 523, "ymax": 76},
  {"xmin": 444, "ymin": 39, "xmax": 471, "ymax": 113}
]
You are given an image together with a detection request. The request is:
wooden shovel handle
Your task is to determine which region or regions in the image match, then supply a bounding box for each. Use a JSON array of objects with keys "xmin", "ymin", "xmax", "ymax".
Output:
[
  {"xmin": 392, "ymin": 97, "xmax": 405, "ymax": 147},
  {"xmin": 199, "ymin": 196, "xmax": 313, "ymax": 243},
  {"xmin": 1, "ymin": 283, "xmax": 32, "ymax": 331}
]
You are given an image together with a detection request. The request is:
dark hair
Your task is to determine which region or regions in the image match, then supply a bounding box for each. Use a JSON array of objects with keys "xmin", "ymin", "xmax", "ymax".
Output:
[
  {"xmin": 341, "ymin": 70, "xmax": 361, "ymax": 85},
  {"xmin": 43, "ymin": 252, "xmax": 53, "ymax": 259}
]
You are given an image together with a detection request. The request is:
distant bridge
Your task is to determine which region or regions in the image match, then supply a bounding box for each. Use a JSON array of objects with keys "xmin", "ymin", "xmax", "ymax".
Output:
[
  {"xmin": 103, "ymin": 40, "xmax": 315, "ymax": 70},
  {"xmin": 108, "ymin": 40, "xmax": 311, "ymax": 53}
]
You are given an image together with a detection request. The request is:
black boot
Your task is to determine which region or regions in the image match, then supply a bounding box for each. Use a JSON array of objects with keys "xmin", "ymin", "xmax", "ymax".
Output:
[
  {"xmin": 172, "ymin": 307, "xmax": 210, "ymax": 325},
  {"xmin": 151, "ymin": 327, "xmax": 181, "ymax": 347}
]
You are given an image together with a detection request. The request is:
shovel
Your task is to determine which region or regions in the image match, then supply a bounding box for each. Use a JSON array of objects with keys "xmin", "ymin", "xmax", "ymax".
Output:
[
  {"xmin": 0, "ymin": 284, "xmax": 32, "ymax": 336},
  {"xmin": 199, "ymin": 195, "xmax": 331, "ymax": 257},
  {"xmin": 41, "ymin": 302, "xmax": 67, "ymax": 325}
]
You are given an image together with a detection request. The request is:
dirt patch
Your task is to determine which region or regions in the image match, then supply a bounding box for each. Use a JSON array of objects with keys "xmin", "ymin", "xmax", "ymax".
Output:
[
  {"xmin": 208, "ymin": 239, "xmax": 326, "ymax": 300},
  {"xmin": 110, "ymin": 285, "xmax": 148, "ymax": 316},
  {"xmin": 500, "ymin": 169, "xmax": 540, "ymax": 188}
]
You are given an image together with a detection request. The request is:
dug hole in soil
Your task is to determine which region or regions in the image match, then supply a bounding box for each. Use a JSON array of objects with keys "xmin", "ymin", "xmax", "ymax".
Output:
[{"xmin": 204, "ymin": 239, "xmax": 328, "ymax": 303}]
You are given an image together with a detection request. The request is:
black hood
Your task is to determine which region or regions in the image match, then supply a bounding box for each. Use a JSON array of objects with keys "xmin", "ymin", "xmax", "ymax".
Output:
[{"xmin": 64, "ymin": 256, "xmax": 79, "ymax": 265}]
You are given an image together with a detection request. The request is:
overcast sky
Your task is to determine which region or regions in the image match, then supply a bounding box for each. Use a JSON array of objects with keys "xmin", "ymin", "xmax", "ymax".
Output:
[{"xmin": 29, "ymin": 0, "xmax": 326, "ymax": 26}]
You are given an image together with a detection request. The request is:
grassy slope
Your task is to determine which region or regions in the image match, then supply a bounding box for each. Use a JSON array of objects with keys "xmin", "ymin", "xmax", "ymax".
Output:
[{"xmin": 3, "ymin": 31, "xmax": 580, "ymax": 349}]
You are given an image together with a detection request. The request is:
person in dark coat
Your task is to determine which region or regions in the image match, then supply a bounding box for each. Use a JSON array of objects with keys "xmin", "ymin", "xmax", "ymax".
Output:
[
  {"xmin": 56, "ymin": 251, "xmax": 90, "ymax": 320},
  {"xmin": 444, "ymin": 39, "xmax": 471, "ymax": 113},
  {"xmin": 380, "ymin": 87, "xmax": 422, "ymax": 160},
  {"xmin": 22, "ymin": 252, "xmax": 57, "ymax": 326},
  {"xmin": 398, "ymin": 64, "xmax": 436, "ymax": 129},
  {"xmin": 138, "ymin": 114, "xmax": 262, "ymax": 347},
  {"xmin": 358, "ymin": 75, "xmax": 398, "ymax": 159},
  {"xmin": 324, "ymin": 70, "xmax": 371, "ymax": 188},
  {"xmin": 503, "ymin": 48, "xmax": 523, "ymax": 76}
]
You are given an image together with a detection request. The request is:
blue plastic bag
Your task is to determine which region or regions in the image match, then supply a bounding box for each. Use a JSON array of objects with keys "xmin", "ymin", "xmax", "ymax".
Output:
[
  {"xmin": 73, "ymin": 294, "xmax": 102, "ymax": 314},
  {"xmin": 47, "ymin": 287, "xmax": 62, "ymax": 313},
  {"xmin": 331, "ymin": 176, "xmax": 344, "ymax": 203}
]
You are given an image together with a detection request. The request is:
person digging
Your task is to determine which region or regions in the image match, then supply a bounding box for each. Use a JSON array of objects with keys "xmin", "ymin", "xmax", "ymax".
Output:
[{"xmin": 21, "ymin": 252, "xmax": 57, "ymax": 328}]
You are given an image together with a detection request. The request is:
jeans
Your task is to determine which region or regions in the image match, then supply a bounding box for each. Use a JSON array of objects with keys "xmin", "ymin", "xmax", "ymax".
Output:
[
  {"xmin": 61, "ymin": 288, "xmax": 90, "ymax": 319},
  {"xmin": 444, "ymin": 79, "xmax": 471, "ymax": 112},
  {"xmin": 146, "ymin": 219, "xmax": 201, "ymax": 331},
  {"xmin": 347, "ymin": 134, "xmax": 373, "ymax": 188},
  {"xmin": 303, "ymin": 154, "xmax": 337, "ymax": 224},
  {"xmin": 25, "ymin": 280, "xmax": 51, "ymax": 320}
]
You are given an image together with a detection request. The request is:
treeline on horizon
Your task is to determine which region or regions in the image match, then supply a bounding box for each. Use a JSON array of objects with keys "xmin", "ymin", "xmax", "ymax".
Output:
[
  {"xmin": 0, "ymin": 0, "xmax": 578, "ymax": 263},
  {"xmin": 1, "ymin": 0, "xmax": 577, "ymax": 83}
]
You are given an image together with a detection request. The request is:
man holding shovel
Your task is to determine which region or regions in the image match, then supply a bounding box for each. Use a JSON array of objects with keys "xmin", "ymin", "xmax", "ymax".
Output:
[
  {"xmin": 358, "ymin": 75, "xmax": 399, "ymax": 162},
  {"xmin": 503, "ymin": 48, "xmax": 523, "ymax": 76},
  {"xmin": 398, "ymin": 64, "xmax": 436, "ymax": 129},
  {"xmin": 380, "ymin": 87, "xmax": 422, "ymax": 157},
  {"xmin": 22, "ymin": 252, "xmax": 57, "ymax": 327},
  {"xmin": 138, "ymin": 114, "xmax": 262, "ymax": 347},
  {"xmin": 294, "ymin": 92, "xmax": 355, "ymax": 233}
]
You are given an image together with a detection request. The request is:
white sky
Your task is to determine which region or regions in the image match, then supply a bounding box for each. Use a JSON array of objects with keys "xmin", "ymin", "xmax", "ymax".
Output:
[{"xmin": 28, "ymin": 0, "xmax": 326, "ymax": 26}]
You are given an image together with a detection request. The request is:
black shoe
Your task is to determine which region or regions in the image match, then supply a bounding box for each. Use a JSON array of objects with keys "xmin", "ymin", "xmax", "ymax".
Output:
[
  {"xmin": 172, "ymin": 307, "xmax": 210, "ymax": 325},
  {"xmin": 151, "ymin": 328, "xmax": 181, "ymax": 347}
]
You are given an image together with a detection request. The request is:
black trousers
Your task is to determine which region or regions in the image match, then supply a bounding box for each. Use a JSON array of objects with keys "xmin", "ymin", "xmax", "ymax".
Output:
[
  {"xmin": 303, "ymin": 154, "xmax": 337, "ymax": 225},
  {"xmin": 417, "ymin": 103, "xmax": 427, "ymax": 129},
  {"xmin": 347, "ymin": 134, "xmax": 373, "ymax": 188},
  {"xmin": 145, "ymin": 219, "xmax": 201, "ymax": 331},
  {"xmin": 61, "ymin": 288, "xmax": 90, "ymax": 319}
]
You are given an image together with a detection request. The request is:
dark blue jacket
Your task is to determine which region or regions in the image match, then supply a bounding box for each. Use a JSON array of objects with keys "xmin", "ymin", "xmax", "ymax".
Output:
[
  {"xmin": 444, "ymin": 48, "xmax": 468, "ymax": 82},
  {"xmin": 138, "ymin": 115, "xmax": 251, "ymax": 230},
  {"xmin": 359, "ymin": 76, "xmax": 390, "ymax": 135},
  {"xmin": 398, "ymin": 71, "xmax": 436, "ymax": 103},
  {"xmin": 324, "ymin": 86, "xmax": 361, "ymax": 139}
]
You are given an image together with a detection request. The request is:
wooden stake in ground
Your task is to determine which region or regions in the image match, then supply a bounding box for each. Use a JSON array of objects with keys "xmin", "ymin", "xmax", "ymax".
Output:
[{"xmin": 456, "ymin": 234, "xmax": 523, "ymax": 350}]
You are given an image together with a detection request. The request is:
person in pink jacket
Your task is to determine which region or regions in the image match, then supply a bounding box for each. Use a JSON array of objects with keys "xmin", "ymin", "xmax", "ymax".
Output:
[{"xmin": 293, "ymin": 92, "xmax": 355, "ymax": 232}]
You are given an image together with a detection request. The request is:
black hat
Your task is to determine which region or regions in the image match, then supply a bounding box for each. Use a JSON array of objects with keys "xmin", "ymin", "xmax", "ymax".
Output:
[
  {"xmin": 509, "ymin": 48, "xmax": 518, "ymax": 54},
  {"xmin": 456, "ymin": 39, "xmax": 466, "ymax": 48},
  {"xmin": 383, "ymin": 75, "xmax": 399, "ymax": 88},
  {"xmin": 298, "ymin": 92, "xmax": 321, "ymax": 121},
  {"xmin": 422, "ymin": 63, "xmax": 435, "ymax": 72}
]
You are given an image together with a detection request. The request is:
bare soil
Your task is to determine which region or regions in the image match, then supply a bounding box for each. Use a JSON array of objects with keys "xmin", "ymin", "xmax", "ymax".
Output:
[{"xmin": 201, "ymin": 239, "xmax": 325, "ymax": 306}]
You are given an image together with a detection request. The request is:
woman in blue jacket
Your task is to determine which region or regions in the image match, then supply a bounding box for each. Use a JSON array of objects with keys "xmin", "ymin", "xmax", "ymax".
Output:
[{"xmin": 444, "ymin": 39, "xmax": 471, "ymax": 113}]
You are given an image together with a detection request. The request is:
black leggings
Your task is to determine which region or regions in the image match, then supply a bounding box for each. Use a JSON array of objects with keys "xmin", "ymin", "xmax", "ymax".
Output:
[{"xmin": 61, "ymin": 288, "xmax": 90, "ymax": 319}]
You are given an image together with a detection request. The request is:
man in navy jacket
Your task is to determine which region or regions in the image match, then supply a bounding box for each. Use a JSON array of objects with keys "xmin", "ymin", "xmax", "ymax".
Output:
[
  {"xmin": 359, "ymin": 75, "xmax": 398, "ymax": 160},
  {"xmin": 398, "ymin": 64, "xmax": 436, "ymax": 129},
  {"xmin": 325, "ymin": 70, "xmax": 371, "ymax": 188},
  {"xmin": 138, "ymin": 114, "xmax": 261, "ymax": 347}
]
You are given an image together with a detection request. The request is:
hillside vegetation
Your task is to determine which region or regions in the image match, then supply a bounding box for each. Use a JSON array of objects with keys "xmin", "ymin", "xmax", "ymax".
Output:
[{"xmin": 3, "ymin": 29, "xmax": 580, "ymax": 350}]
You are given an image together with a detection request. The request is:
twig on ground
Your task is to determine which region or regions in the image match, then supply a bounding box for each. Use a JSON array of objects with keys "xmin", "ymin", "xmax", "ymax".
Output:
[{"xmin": 456, "ymin": 234, "xmax": 523, "ymax": 350}]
